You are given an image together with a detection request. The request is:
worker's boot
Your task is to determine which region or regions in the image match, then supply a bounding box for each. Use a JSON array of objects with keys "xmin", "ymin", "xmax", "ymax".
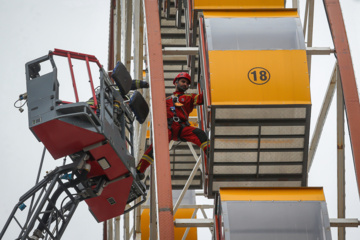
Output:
[
  {"xmin": 136, "ymin": 169, "xmax": 145, "ymax": 180},
  {"xmin": 136, "ymin": 155, "xmax": 153, "ymax": 181}
]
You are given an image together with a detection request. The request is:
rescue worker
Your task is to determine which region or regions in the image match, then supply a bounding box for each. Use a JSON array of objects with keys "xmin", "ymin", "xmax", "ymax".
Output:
[{"xmin": 136, "ymin": 72, "xmax": 209, "ymax": 180}]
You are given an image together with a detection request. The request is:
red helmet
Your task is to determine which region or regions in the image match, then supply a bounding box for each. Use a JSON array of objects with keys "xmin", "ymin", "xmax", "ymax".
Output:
[{"xmin": 173, "ymin": 72, "xmax": 191, "ymax": 85}]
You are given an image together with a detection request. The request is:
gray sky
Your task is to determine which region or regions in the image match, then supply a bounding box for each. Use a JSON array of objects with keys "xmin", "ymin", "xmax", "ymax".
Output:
[
  {"xmin": 0, "ymin": 0, "xmax": 360, "ymax": 239},
  {"xmin": 0, "ymin": 1, "xmax": 109, "ymax": 239}
]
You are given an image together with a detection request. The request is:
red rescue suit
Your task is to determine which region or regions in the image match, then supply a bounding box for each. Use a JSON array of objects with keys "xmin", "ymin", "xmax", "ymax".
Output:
[{"xmin": 136, "ymin": 91, "xmax": 209, "ymax": 173}]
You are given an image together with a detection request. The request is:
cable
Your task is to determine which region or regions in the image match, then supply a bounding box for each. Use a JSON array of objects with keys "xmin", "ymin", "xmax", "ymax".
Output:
[
  {"xmin": 169, "ymin": 141, "xmax": 182, "ymax": 151},
  {"xmin": 60, "ymin": 194, "xmax": 78, "ymax": 214},
  {"xmin": 13, "ymin": 99, "xmax": 27, "ymax": 113},
  {"xmin": 62, "ymin": 156, "xmax": 67, "ymax": 166},
  {"xmin": 105, "ymin": 84, "xmax": 118, "ymax": 92}
]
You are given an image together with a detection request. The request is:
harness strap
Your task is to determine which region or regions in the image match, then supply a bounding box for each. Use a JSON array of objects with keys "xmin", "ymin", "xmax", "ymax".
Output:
[
  {"xmin": 167, "ymin": 94, "xmax": 191, "ymax": 141},
  {"xmin": 170, "ymin": 94, "xmax": 190, "ymax": 125}
]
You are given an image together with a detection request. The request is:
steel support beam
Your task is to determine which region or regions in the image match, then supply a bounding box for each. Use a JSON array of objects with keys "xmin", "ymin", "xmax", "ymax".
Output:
[
  {"xmin": 306, "ymin": 0, "xmax": 315, "ymax": 76},
  {"xmin": 108, "ymin": 0, "xmax": 116, "ymax": 71},
  {"xmin": 150, "ymin": 165, "xmax": 157, "ymax": 240},
  {"xmin": 124, "ymin": 0, "xmax": 133, "ymax": 71},
  {"xmin": 306, "ymin": 47, "xmax": 335, "ymax": 55},
  {"xmin": 173, "ymin": 155, "xmax": 201, "ymax": 215},
  {"xmin": 108, "ymin": 218, "xmax": 113, "ymax": 240},
  {"xmin": 123, "ymin": 206, "xmax": 130, "ymax": 240},
  {"xmin": 114, "ymin": 216, "xmax": 120, "ymax": 240},
  {"xmin": 337, "ymin": 64, "xmax": 346, "ymax": 240},
  {"xmin": 292, "ymin": 0, "xmax": 299, "ymax": 14},
  {"xmin": 143, "ymin": 204, "xmax": 214, "ymax": 210},
  {"xmin": 133, "ymin": 0, "xmax": 144, "ymax": 80},
  {"xmin": 181, "ymin": 209, "xmax": 198, "ymax": 240},
  {"xmin": 115, "ymin": 0, "xmax": 121, "ymax": 63},
  {"xmin": 303, "ymin": 0, "xmax": 309, "ymax": 36},
  {"xmin": 174, "ymin": 219, "xmax": 214, "ymax": 228},
  {"xmin": 163, "ymin": 47, "xmax": 199, "ymax": 55},
  {"xmin": 323, "ymin": 0, "xmax": 360, "ymax": 198},
  {"xmin": 330, "ymin": 218, "xmax": 360, "ymax": 228},
  {"xmin": 103, "ymin": 221, "xmax": 107, "ymax": 240},
  {"xmin": 308, "ymin": 64, "xmax": 337, "ymax": 170}
]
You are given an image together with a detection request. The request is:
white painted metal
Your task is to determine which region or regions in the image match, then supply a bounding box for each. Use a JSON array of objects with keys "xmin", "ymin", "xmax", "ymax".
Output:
[
  {"xmin": 123, "ymin": 205, "xmax": 130, "ymax": 240},
  {"xmin": 303, "ymin": 0, "xmax": 309, "ymax": 36},
  {"xmin": 306, "ymin": 0, "xmax": 315, "ymax": 75},
  {"xmin": 149, "ymin": 165, "xmax": 157, "ymax": 240},
  {"xmin": 195, "ymin": 190, "xmax": 205, "ymax": 196},
  {"xmin": 114, "ymin": 216, "xmax": 120, "ymax": 240},
  {"xmin": 181, "ymin": 208, "xmax": 198, "ymax": 240},
  {"xmin": 200, "ymin": 208, "xmax": 213, "ymax": 232},
  {"xmin": 330, "ymin": 219, "xmax": 360, "ymax": 228},
  {"xmin": 169, "ymin": 140, "xmax": 174, "ymax": 150},
  {"xmin": 173, "ymin": 155, "xmax": 202, "ymax": 215},
  {"xmin": 187, "ymin": 141, "xmax": 203, "ymax": 172},
  {"xmin": 337, "ymin": 64, "xmax": 346, "ymax": 240},
  {"xmin": 306, "ymin": 47, "xmax": 335, "ymax": 55},
  {"xmin": 133, "ymin": 0, "xmax": 144, "ymax": 80},
  {"xmin": 115, "ymin": 0, "xmax": 121, "ymax": 63},
  {"xmin": 107, "ymin": 218, "xmax": 113, "ymax": 240},
  {"xmin": 132, "ymin": 1, "xmax": 145, "ymax": 236},
  {"xmin": 162, "ymin": 47, "xmax": 199, "ymax": 55},
  {"xmin": 142, "ymin": 204, "xmax": 214, "ymax": 210},
  {"xmin": 134, "ymin": 197, "xmax": 142, "ymax": 237},
  {"xmin": 124, "ymin": 0, "xmax": 133, "ymax": 71},
  {"xmin": 129, "ymin": 226, "xmax": 134, "ymax": 239},
  {"xmin": 292, "ymin": 0, "xmax": 299, "ymax": 14},
  {"xmin": 308, "ymin": 64, "xmax": 337, "ymax": 170},
  {"xmin": 174, "ymin": 219, "xmax": 214, "ymax": 228},
  {"xmin": 119, "ymin": 3, "xmax": 133, "ymax": 238}
]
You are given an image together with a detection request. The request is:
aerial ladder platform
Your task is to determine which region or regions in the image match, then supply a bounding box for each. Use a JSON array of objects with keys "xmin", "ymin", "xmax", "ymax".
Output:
[{"xmin": 0, "ymin": 49, "xmax": 148, "ymax": 239}]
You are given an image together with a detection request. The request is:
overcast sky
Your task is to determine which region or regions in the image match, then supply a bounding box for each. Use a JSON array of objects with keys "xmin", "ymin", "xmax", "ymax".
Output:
[{"xmin": 0, "ymin": 0, "xmax": 360, "ymax": 239}]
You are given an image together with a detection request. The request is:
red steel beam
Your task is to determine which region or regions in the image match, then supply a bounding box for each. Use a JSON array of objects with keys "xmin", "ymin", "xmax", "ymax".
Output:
[
  {"xmin": 66, "ymin": 53, "xmax": 79, "ymax": 103},
  {"xmin": 52, "ymin": 49, "xmax": 101, "ymax": 67},
  {"xmin": 143, "ymin": 0, "xmax": 175, "ymax": 239},
  {"xmin": 85, "ymin": 56, "xmax": 98, "ymax": 108},
  {"xmin": 323, "ymin": 0, "xmax": 360, "ymax": 197},
  {"xmin": 107, "ymin": 0, "xmax": 116, "ymax": 72}
]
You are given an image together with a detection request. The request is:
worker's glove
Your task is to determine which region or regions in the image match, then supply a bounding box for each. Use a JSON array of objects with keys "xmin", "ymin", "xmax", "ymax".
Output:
[{"xmin": 131, "ymin": 80, "xmax": 149, "ymax": 90}]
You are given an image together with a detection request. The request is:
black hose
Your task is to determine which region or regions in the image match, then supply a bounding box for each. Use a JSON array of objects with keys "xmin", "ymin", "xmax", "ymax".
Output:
[
  {"xmin": 36, "ymin": 182, "xmax": 72, "ymax": 232},
  {"xmin": 35, "ymin": 170, "xmax": 87, "ymax": 232}
]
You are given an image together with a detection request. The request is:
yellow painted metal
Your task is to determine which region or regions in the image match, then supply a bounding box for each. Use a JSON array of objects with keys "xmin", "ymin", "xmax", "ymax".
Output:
[
  {"xmin": 141, "ymin": 208, "xmax": 198, "ymax": 239},
  {"xmin": 208, "ymin": 50, "xmax": 311, "ymax": 106},
  {"xmin": 194, "ymin": 0, "xmax": 284, "ymax": 10},
  {"xmin": 219, "ymin": 188, "xmax": 326, "ymax": 201},
  {"xmin": 189, "ymin": 110, "xmax": 199, "ymax": 127},
  {"xmin": 146, "ymin": 121, "xmax": 150, "ymax": 139},
  {"xmin": 203, "ymin": 9, "xmax": 298, "ymax": 18}
]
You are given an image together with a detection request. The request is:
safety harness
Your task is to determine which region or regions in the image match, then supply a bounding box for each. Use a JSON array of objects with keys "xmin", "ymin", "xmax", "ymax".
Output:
[{"xmin": 168, "ymin": 94, "xmax": 190, "ymax": 141}]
